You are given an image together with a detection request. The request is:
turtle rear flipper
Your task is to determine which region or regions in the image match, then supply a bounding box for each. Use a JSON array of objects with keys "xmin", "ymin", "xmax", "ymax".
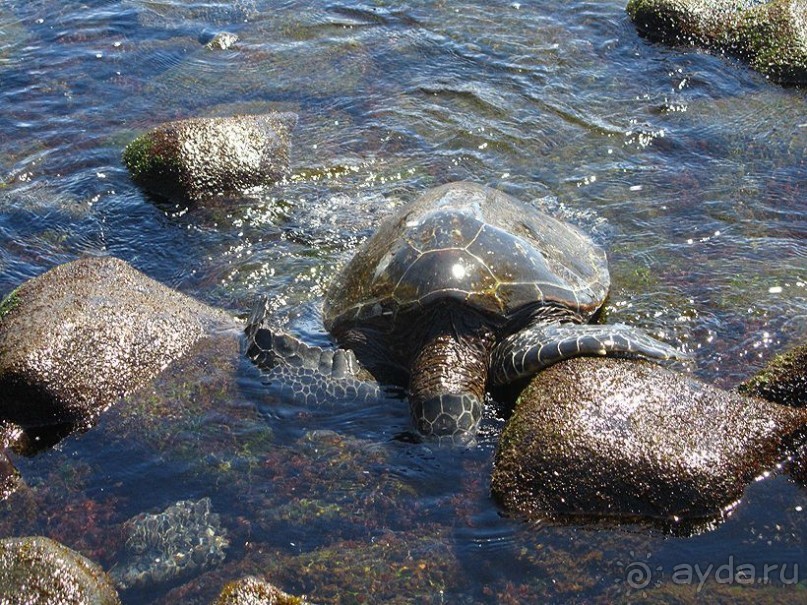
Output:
[
  {"xmin": 245, "ymin": 297, "xmax": 381, "ymax": 405},
  {"xmin": 491, "ymin": 321, "xmax": 690, "ymax": 385}
]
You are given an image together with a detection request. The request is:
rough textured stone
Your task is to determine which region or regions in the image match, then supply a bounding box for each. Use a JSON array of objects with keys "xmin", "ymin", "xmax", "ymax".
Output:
[
  {"xmin": 206, "ymin": 32, "xmax": 239, "ymax": 50},
  {"xmin": 0, "ymin": 256, "xmax": 240, "ymax": 429},
  {"xmin": 627, "ymin": 0, "xmax": 807, "ymax": 85},
  {"xmin": 0, "ymin": 536, "xmax": 121, "ymax": 604},
  {"xmin": 492, "ymin": 357, "xmax": 807, "ymax": 530},
  {"xmin": 123, "ymin": 113, "xmax": 297, "ymax": 203},
  {"xmin": 214, "ymin": 576, "xmax": 307, "ymax": 605},
  {"xmin": 739, "ymin": 343, "xmax": 807, "ymax": 407}
]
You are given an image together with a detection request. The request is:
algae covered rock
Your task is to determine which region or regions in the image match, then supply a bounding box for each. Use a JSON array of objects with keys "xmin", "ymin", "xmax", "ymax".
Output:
[
  {"xmin": 739, "ymin": 343, "xmax": 807, "ymax": 407},
  {"xmin": 0, "ymin": 256, "xmax": 240, "ymax": 430},
  {"xmin": 492, "ymin": 357, "xmax": 807, "ymax": 531},
  {"xmin": 215, "ymin": 576, "xmax": 308, "ymax": 605},
  {"xmin": 627, "ymin": 0, "xmax": 807, "ymax": 85},
  {"xmin": 0, "ymin": 536, "xmax": 121, "ymax": 604},
  {"xmin": 111, "ymin": 497, "xmax": 229, "ymax": 591},
  {"xmin": 123, "ymin": 113, "xmax": 298, "ymax": 204},
  {"xmin": 205, "ymin": 32, "xmax": 239, "ymax": 50}
]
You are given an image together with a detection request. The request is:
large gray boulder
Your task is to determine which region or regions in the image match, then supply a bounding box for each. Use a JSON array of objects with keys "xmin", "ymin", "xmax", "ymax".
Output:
[
  {"xmin": 492, "ymin": 357, "xmax": 807, "ymax": 530},
  {"xmin": 627, "ymin": 0, "xmax": 807, "ymax": 85},
  {"xmin": 0, "ymin": 256, "xmax": 240, "ymax": 429},
  {"xmin": 0, "ymin": 536, "xmax": 121, "ymax": 604},
  {"xmin": 123, "ymin": 112, "xmax": 297, "ymax": 204}
]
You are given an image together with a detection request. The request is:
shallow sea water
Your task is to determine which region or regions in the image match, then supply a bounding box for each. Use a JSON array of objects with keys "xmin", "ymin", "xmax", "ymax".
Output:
[{"xmin": 0, "ymin": 0, "xmax": 805, "ymax": 603}]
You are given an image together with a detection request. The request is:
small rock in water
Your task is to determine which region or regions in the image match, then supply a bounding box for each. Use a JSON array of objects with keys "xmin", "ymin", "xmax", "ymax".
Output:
[
  {"xmin": 215, "ymin": 576, "xmax": 308, "ymax": 604},
  {"xmin": 206, "ymin": 32, "xmax": 239, "ymax": 50},
  {"xmin": 123, "ymin": 113, "xmax": 297, "ymax": 204}
]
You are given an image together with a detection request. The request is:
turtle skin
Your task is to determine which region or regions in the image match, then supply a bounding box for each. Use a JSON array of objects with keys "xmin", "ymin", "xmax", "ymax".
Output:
[{"xmin": 246, "ymin": 182, "xmax": 686, "ymax": 445}]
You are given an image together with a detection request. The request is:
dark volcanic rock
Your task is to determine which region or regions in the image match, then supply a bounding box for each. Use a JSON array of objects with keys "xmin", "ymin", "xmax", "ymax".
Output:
[
  {"xmin": 739, "ymin": 343, "xmax": 807, "ymax": 407},
  {"xmin": 627, "ymin": 0, "xmax": 807, "ymax": 85},
  {"xmin": 492, "ymin": 357, "xmax": 807, "ymax": 530},
  {"xmin": 0, "ymin": 536, "xmax": 121, "ymax": 605},
  {"xmin": 0, "ymin": 256, "xmax": 240, "ymax": 430},
  {"xmin": 123, "ymin": 113, "xmax": 297, "ymax": 204}
]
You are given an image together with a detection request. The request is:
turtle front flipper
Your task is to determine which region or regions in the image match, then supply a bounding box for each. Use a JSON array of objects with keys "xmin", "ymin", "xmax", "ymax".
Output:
[
  {"xmin": 245, "ymin": 297, "xmax": 381, "ymax": 405},
  {"xmin": 491, "ymin": 321, "xmax": 690, "ymax": 385}
]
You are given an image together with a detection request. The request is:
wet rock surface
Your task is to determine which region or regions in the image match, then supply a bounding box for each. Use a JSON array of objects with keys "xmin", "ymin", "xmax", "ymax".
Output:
[
  {"xmin": 214, "ymin": 576, "xmax": 308, "ymax": 605},
  {"xmin": 492, "ymin": 357, "xmax": 807, "ymax": 531},
  {"xmin": 0, "ymin": 536, "xmax": 121, "ymax": 605},
  {"xmin": 0, "ymin": 256, "xmax": 240, "ymax": 431},
  {"xmin": 0, "ymin": 450, "xmax": 22, "ymax": 502},
  {"xmin": 123, "ymin": 113, "xmax": 298, "ymax": 204},
  {"xmin": 739, "ymin": 343, "xmax": 807, "ymax": 407},
  {"xmin": 205, "ymin": 32, "xmax": 239, "ymax": 50},
  {"xmin": 111, "ymin": 497, "xmax": 229, "ymax": 591},
  {"xmin": 627, "ymin": 0, "xmax": 807, "ymax": 85}
]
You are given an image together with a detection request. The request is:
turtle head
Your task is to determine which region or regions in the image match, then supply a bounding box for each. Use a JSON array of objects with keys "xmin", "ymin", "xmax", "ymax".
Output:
[
  {"xmin": 410, "ymin": 392, "xmax": 483, "ymax": 446},
  {"xmin": 406, "ymin": 304, "xmax": 495, "ymax": 446}
]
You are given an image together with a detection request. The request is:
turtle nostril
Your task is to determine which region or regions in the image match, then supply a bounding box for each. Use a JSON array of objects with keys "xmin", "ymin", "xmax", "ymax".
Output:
[{"xmin": 411, "ymin": 393, "xmax": 482, "ymax": 445}]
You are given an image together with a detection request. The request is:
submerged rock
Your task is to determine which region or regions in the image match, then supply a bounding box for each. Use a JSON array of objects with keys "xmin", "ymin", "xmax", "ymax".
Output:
[
  {"xmin": 111, "ymin": 497, "xmax": 229, "ymax": 591},
  {"xmin": 0, "ymin": 422, "xmax": 26, "ymax": 502},
  {"xmin": 739, "ymin": 343, "xmax": 807, "ymax": 407},
  {"xmin": 627, "ymin": 0, "xmax": 807, "ymax": 85},
  {"xmin": 492, "ymin": 357, "xmax": 807, "ymax": 532},
  {"xmin": 215, "ymin": 576, "xmax": 308, "ymax": 605},
  {"xmin": 0, "ymin": 256, "xmax": 240, "ymax": 431},
  {"xmin": 123, "ymin": 113, "xmax": 298, "ymax": 204},
  {"xmin": 206, "ymin": 32, "xmax": 239, "ymax": 50},
  {"xmin": 0, "ymin": 536, "xmax": 121, "ymax": 604},
  {"xmin": 183, "ymin": 528, "xmax": 461, "ymax": 605},
  {"xmin": 0, "ymin": 450, "xmax": 21, "ymax": 503}
]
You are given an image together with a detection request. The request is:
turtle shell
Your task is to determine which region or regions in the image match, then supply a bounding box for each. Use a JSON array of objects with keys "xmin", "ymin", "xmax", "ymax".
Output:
[{"xmin": 323, "ymin": 182, "xmax": 609, "ymax": 334}]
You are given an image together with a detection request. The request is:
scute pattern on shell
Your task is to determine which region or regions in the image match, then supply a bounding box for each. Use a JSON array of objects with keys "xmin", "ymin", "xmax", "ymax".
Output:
[
  {"xmin": 324, "ymin": 182, "xmax": 609, "ymax": 333},
  {"xmin": 111, "ymin": 497, "xmax": 229, "ymax": 591}
]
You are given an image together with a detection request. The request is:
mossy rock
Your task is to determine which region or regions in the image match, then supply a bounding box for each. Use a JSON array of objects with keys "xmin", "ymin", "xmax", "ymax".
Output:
[
  {"xmin": 123, "ymin": 113, "xmax": 297, "ymax": 204},
  {"xmin": 627, "ymin": 0, "xmax": 807, "ymax": 85},
  {"xmin": 735, "ymin": 0, "xmax": 807, "ymax": 85},
  {"xmin": 215, "ymin": 576, "xmax": 308, "ymax": 605},
  {"xmin": 739, "ymin": 343, "xmax": 807, "ymax": 407}
]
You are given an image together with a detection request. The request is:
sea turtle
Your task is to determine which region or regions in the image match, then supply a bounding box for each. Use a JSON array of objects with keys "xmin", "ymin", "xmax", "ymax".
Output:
[{"xmin": 246, "ymin": 182, "xmax": 686, "ymax": 444}]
